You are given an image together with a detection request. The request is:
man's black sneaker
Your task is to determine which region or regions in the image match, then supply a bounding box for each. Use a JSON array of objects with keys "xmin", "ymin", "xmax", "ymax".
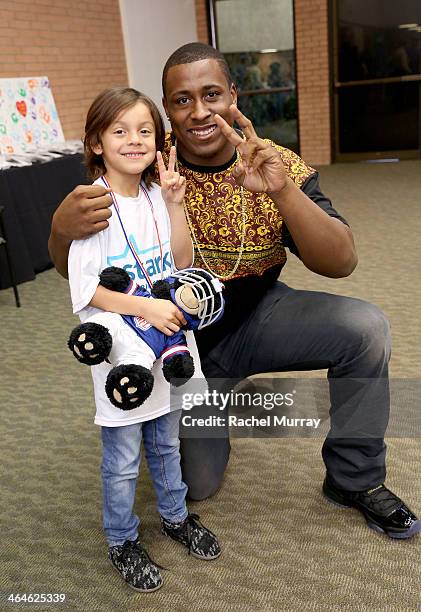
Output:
[
  {"xmin": 109, "ymin": 537, "xmax": 163, "ymax": 592},
  {"xmin": 323, "ymin": 475, "xmax": 421, "ymax": 539},
  {"xmin": 161, "ymin": 513, "xmax": 221, "ymax": 560}
]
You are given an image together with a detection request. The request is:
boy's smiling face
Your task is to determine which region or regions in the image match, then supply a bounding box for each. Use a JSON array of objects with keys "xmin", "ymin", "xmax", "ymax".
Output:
[{"xmin": 94, "ymin": 101, "xmax": 156, "ymax": 185}]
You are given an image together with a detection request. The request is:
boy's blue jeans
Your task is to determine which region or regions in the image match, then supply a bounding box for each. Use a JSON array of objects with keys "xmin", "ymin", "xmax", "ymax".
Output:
[{"xmin": 101, "ymin": 409, "xmax": 188, "ymax": 547}]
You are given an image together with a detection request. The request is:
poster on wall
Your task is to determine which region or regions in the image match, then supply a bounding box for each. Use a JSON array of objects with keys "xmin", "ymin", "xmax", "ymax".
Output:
[{"xmin": 0, "ymin": 76, "xmax": 65, "ymax": 155}]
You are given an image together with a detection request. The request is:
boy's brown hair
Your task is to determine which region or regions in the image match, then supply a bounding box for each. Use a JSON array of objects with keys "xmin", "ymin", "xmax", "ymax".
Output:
[{"xmin": 83, "ymin": 87, "xmax": 165, "ymax": 188}]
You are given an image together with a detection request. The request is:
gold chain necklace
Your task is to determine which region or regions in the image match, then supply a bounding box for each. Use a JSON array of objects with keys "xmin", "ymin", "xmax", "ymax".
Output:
[{"xmin": 176, "ymin": 148, "xmax": 247, "ymax": 281}]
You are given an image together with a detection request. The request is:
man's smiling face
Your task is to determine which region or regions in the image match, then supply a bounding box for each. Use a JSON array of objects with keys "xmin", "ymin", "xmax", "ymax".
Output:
[{"xmin": 163, "ymin": 59, "xmax": 238, "ymax": 166}]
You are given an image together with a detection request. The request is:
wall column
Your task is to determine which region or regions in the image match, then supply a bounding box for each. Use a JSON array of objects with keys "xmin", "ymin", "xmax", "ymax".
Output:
[{"xmin": 294, "ymin": 0, "xmax": 331, "ymax": 165}]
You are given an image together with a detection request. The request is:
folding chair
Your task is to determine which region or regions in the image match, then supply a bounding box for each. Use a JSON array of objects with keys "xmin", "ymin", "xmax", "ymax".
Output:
[{"xmin": 0, "ymin": 205, "xmax": 21, "ymax": 307}]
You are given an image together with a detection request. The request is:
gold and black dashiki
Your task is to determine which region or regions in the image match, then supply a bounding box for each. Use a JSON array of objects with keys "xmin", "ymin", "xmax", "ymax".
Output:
[
  {"xmin": 161, "ymin": 132, "xmax": 315, "ymax": 281},
  {"xmin": 158, "ymin": 133, "xmax": 347, "ymax": 353}
]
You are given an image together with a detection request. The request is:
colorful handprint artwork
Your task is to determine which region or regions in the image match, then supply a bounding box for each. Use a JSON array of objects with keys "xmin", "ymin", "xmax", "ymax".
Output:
[{"xmin": 0, "ymin": 76, "xmax": 64, "ymax": 154}]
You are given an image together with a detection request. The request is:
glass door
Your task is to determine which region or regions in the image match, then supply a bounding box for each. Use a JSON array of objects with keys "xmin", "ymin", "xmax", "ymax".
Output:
[
  {"xmin": 209, "ymin": 0, "xmax": 299, "ymax": 153},
  {"xmin": 332, "ymin": 0, "xmax": 421, "ymax": 161}
]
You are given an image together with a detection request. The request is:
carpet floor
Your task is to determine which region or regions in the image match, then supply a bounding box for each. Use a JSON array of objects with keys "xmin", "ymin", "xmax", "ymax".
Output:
[{"xmin": 1, "ymin": 159, "xmax": 420, "ymax": 611}]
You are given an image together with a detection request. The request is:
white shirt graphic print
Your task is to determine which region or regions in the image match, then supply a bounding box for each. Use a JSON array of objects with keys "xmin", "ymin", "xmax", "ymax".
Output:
[{"xmin": 68, "ymin": 179, "xmax": 202, "ymax": 426}]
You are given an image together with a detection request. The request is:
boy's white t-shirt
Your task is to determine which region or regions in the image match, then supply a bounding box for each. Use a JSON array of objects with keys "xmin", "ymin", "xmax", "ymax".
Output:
[{"xmin": 68, "ymin": 179, "xmax": 202, "ymax": 427}]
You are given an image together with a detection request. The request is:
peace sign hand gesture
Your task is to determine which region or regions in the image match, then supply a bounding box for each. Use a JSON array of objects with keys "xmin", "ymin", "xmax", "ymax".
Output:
[
  {"xmin": 157, "ymin": 146, "xmax": 186, "ymax": 208},
  {"xmin": 214, "ymin": 105, "xmax": 288, "ymax": 196}
]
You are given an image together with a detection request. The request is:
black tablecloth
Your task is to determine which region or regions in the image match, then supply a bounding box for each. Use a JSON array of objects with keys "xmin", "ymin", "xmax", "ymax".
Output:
[{"xmin": 0, "ymin": 154, "xmax": 89, "ymax": 289}]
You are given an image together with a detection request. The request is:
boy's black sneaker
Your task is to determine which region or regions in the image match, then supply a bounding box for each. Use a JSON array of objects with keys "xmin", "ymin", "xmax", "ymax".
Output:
[
  {"xmin": 161, "ymin": 513, "xmax": 221, "ymax": 560},
  {"xmin": 109, "ymin": 537, "xmax": 163, "ymax": 592},
  {"xmin": 323, "ymin": 475, "xmax": 421, "ymax": 539}
]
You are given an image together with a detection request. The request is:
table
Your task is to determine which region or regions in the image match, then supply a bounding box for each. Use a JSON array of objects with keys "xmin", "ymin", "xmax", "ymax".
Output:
[{"xmin": 0, "ymin": 154, "xmax": 89, "ymax": 290}]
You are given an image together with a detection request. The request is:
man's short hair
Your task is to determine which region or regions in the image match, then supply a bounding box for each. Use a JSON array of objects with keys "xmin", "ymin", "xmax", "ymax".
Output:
[{"xmin": 162, "ymin": 42, "xmax": 233, "ymax": 97}]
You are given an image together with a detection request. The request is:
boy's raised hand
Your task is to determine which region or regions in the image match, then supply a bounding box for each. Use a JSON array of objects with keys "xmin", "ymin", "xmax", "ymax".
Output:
[{"xmin": 157, "ymin": 146, "xmax": 186, "ymax": 207}]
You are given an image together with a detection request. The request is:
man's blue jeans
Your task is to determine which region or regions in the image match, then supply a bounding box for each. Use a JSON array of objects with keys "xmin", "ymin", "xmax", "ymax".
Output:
[
  {"xmin": 181, "ymin": 282, "xmax": 392, "ymax": 499},
  {"xmin": 101, "ymin": 409, "xmax": 188, "ymax": 547}
]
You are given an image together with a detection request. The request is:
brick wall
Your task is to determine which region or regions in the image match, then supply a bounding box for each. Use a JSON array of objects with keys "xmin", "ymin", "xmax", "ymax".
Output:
[
  {"xmin": 194, "ymin": 0, "xmax": 210, "ymax": 43},
  {"xmin": 193, "ymin": 0, "xmax": 332, "ymax": 165},
  {"xmin": 0, "ymin": 0, "xmax": 128, "ymax": 140},
  {"xmin": 294, "ymin": 0, "xmax": 331, "ymax": 165}
]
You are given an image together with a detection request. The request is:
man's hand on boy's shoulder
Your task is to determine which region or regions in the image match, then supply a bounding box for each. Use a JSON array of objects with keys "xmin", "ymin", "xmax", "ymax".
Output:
[{"xmin": 52, "ymin": 184, "xmax": 113, "ymax": 241}]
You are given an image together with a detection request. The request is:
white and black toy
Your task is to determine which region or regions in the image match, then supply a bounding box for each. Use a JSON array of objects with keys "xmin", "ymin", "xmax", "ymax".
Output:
[{"xmin": 68, "ymin": 266, "xmax": 224, "ymax": 410}]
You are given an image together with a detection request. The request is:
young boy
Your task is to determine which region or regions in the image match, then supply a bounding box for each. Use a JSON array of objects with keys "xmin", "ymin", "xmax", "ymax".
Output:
[{"xmin": 68, "ymin": 87, "xmax": 220, "ymax": 593}]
